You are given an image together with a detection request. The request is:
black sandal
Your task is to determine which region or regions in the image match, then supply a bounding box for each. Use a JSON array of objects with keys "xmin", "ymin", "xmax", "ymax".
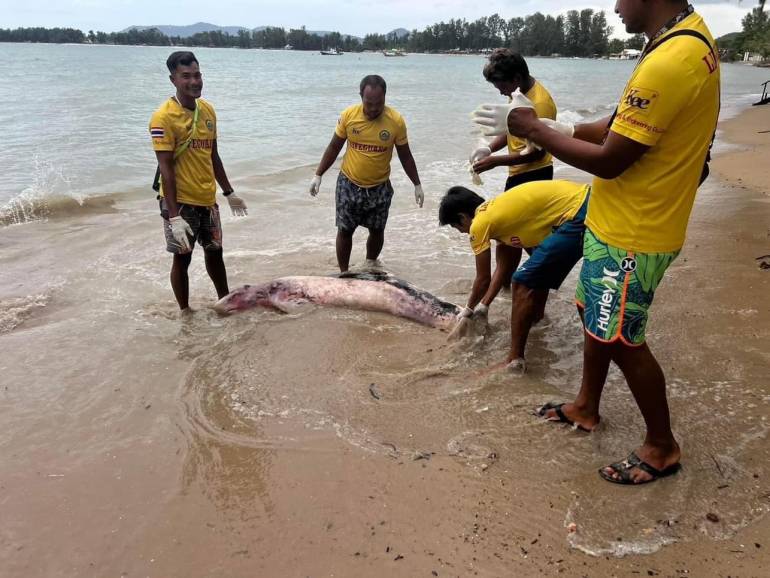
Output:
[
  {"xmin": 599, "ymin": 451, "xmax": 682, "ymax": 485},
  {"xmin": 535, "ymin": 401, "xmax": 594, "ymax": 433}
]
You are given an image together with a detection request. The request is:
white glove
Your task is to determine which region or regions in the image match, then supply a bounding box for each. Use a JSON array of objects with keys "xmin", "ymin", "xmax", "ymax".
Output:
[
  {"xmin": 169, "ymin": 215, "xmax": 193, "ymax": 252},
  {"xmin": 474, "ymin": 303, "xmax": 489, "ymax": 318},
  {"xmin": 471, "ymin": 88, "xmax": 535, "ymax": 137},
  {"xmin": 414, "ymin": 184, "xmax": 424, "ymax": 208},
  {"xmin": 469, "ymin": 145, "xmax": 491, "ymax": 164},
  {"xmin": 309, "ymin": 174, "xmax": 322, "ymax": 197},
  {"xmin": 505, "ymin": 357, "xmax": 527, "ymax": 376},
  {"xmin": 458, "ymin": 306, "xmax": 474, "ymax": 319},
  {"xmin": 226, "ymin": 193, "xmax": 248, "ymax": 217},
  {"xmin": 540, "ymin": 118, "xmax": 575, "ymax": 138}
]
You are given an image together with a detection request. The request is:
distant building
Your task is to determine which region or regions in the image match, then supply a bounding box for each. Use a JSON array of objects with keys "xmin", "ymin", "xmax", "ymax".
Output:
[
  {"xmin": 743, "ymin": 51, "xmax": 766, "ymax": 63},
  {"xmin": 609, "ymin": 48, "xmax": 641, "ymax": 60}
]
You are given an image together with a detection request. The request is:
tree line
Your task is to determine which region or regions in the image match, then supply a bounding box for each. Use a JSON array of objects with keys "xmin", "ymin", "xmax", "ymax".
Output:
[
  {"xmin": 0, "ymin": 11, "xmax": 661, "ymax": 57},
  {"xmin": 718, "ymin": 7, "xmax": 769, "ymax": 59}
]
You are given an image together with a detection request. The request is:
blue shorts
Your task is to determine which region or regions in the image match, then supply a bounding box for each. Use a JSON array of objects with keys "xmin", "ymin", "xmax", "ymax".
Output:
[{"xmin": 512, "ymin": 193, "xmax": 588, "ymax": 290}]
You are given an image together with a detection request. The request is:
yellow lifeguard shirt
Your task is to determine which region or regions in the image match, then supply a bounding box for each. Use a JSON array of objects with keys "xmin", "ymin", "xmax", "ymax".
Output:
[
  {"xmin": 508, "ymin": 80, "xmax": 557, "ymax": 176},
  {"xmin": 469, "ymin": 180, "xmax": 589, "ymax": 255},
  {"xmin": 149, "ymin": 97, "xmax": 218, "ymax": 206},
  {"xmin": 587, "ymin": 13, "xmax": 720, "ymax": 253},
  {"xmin": 335, "ymin": 104, "xmax": 408, "ymax": 187}
]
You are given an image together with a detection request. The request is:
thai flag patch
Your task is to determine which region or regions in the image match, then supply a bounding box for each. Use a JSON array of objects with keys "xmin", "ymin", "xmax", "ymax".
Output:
[{"xmin": 150, "ymin": 127, "xmax": 165, "ymax": 139}]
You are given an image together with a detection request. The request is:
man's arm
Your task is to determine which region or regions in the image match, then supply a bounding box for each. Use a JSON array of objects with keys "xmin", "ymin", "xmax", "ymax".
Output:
[
  {"xmin": 155, "ymin": 151, "xmax": 179, "ymax": 217},
  {"xmin": 315, "ymin": 134, "xmax": 346, "ymax": 176},
  {"xmin": 573, "ymin": 115, "xmax": 613, "ymax": 145},
  {"xmin": 465, "ymin": 249, "xmax": 492, "ymax": 310},
  {"xmin": 473, "ymin": 148, "xmax": 546, "ymax": 174},
  {"xmin": 487, "ymin": 134, "xmax": 507, "ymax": 153},
  {"xmin": 395, "ymin": 142, "xmax": 421, "ymax": 185},
  {"xmin": 479, "ymin": 244, "xmax": 520, "ymax": 306},
  {"xmin": 211, "ymin": 139, "xmax": 233, "ymax": 192},
  {"xmin": 508, "ymin": 108, "xmax": 649, "ymax": 179}
]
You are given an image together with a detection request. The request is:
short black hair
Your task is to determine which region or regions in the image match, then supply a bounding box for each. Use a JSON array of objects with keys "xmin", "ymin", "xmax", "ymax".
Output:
[
  {"xmin": 359, "ymin": 74, "xmax": 387, "ymax": 96},
  {"xmin": 166, "ymin": 51, "xmax": 199, "ymax": 73},
  {"xmin": 482, "ymin": 49, "xmax": 529, "ymax": 83},
  {"xmin": 438, "ymin": 186, "xmax": 486, "ymax": 226}
]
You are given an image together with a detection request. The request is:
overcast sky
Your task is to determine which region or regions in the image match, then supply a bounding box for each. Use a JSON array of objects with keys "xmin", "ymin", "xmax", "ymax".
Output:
[{"xmin": 0, "ymin": 0, "xmax": 755, "ymax": 39}]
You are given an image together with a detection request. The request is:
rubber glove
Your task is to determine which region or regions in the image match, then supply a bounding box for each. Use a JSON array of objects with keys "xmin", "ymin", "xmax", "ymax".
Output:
[
  {"xmin": 471, "ymin": 89, "xmax": 535, "ymax": 136},
  {"xmin": 540, "ymin": 118, "xmax": 575, "ymax": 138},
  {"xmin": 448, "ymin": 313, "xmax": 473, "ymax": 340},
  {"xmin": 169, "ymin": 216, "xmax": 193, "ymax": 252},
  {"xmin": 226, "ymin": 193, "xmax": 248, "ymax": 217},
  {"xmin": 309, "ymin": 174, "xmax": 322, "ymax": 197},
  {"xmin": 469, "ymin": 145, "xmax": 491, "ymax": 164},
  {"xmin": 414, "ymin": 184, "xmax": 424, "ymax": 208},
  {"xmin": 474, "ymin": 303, "xmax": 489, "ymax": 318}
]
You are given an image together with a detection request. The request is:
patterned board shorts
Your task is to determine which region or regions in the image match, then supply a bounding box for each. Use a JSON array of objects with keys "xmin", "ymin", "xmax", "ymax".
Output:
[
  {"xmin": 159, "ymin": 198, "xmax": 222, "ymax": 254},
  {"xmin": 335, "ymin": 173, "xmax": 394, "ymax": 232},
  {"xmin": 575, "ymin": 228, "xmax": 679, "ymax": 346}
]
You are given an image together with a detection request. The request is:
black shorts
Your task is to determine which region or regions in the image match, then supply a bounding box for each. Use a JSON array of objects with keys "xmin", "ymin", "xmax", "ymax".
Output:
[
  {"xmin": 504, "ymin": 165, "xmax": 554, "ymax": 191},
  {"xmin": 335, "ymin": 173, "xmax": 394, "ymax": 232},
  {"xmin": 159, "ymin": 198, "xmax": 222, "ymax": 254}
]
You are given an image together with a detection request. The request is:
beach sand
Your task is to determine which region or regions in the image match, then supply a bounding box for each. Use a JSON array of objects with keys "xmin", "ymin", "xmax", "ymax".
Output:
[{"xmin": 2, "ymin": 106, "xmax": 769, "ymax": 578}]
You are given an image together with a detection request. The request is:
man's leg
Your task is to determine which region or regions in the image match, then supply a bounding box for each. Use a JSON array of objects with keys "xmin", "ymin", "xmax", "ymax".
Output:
[
  {"xmin": 365, "ymin": 228, "xmax": 385, "ymax": 261},
  {"xmin": 204, "ymin": 248, "xmax": 229, "ymax": 299},
  {"xmin": 601, "ymin": 342, "xmax": 680, "ymax": 483},
  {"xmin": 336, "ymin": 228, "xmax": 354, "ymax": 272},
  {"xmin": 508, "ymin": 282, "xmax": 548, "ymax": 361},
  {"xmin": 170, "ymin": 253, "xmax": 193, "ymax": 310}
]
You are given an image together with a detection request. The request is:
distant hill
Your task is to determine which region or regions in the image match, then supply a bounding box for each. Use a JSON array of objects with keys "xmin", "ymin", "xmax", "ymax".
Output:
[
  {"xmin": 123, "ymin": 22, "xmax": 408, "ymax": 41},
  {"xmin": 123, "ymin": 22, "xmax": 249, "ymax": 37}
]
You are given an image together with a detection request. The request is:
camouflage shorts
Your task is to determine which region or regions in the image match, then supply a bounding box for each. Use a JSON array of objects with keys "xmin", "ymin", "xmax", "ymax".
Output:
[
  {"xmin": 160, "ymin": 198, "xmax": 222, "ymax": 254},
  {"xmin": 335, "ymin": 172, "xmax": 394, "ymax": 231}
]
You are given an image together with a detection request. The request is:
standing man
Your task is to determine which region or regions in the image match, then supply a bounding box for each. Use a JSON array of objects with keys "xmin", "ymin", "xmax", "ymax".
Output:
[
  {"xmin": 310, "ymin": 75, "xmax": 423, "ymax": 272},
  {"xmin": 470, "ymin": 49, "xmax": 557, "ymax": 191},
  {"xmin": 438, "ymin": 181, "xmax": 589, "ymax": 374},
  {"xmin": 150, "ymin": 51, "xmax": 247, "ymax": 311},
  {"xmin": 477, "ymin": 1, "xmax": 720, "ymax": 484}
]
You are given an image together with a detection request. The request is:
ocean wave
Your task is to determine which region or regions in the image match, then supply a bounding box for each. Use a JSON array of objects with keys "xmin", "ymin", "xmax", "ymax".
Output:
[{"xmin": 0, "ymin": 191, "xmax": 118, "ymax": 227}]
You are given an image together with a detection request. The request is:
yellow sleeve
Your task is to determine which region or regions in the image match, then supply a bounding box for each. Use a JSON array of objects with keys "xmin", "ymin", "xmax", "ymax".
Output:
[
  {"xmin": 149, "ymin": 110, "xmax": 175, "ymax": 152},
  {"xmin": 469, "ymin": 217, "xmax": 491, "ymax": 255},
  {"xmin": 334, "ymin": 108, "xmax": 348, "ymax": 139},
  {"xmin": 395, "ymin": 116, "xmax": 408, "ymax": 146},
  {"xmin": 611, "ymin": 57, "xmax": 697, "ymax": 146},
  {"xmin": 534, "ymin": 87, "xmax": 557, "ymax": 121}
]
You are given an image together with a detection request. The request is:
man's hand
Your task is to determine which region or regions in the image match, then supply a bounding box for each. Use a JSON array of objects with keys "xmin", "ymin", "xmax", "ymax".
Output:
[
  {"xmin": 469, "ymin": 145, "xmax": 491, "ymax": 164},
  {"xmin": 472, "ymin": 88, "xmax": 535, "ymax": 137},
  {"xmin": 414, "ymin": 184, "xmax": 424, "ymax": 208},
  {"xmin": 309, "ymin": 174, "xmax": 322, "ymax": 197},
  {"xmin": 226, "ymin": 193, "xmax": 248, "ymax": 216},
  {"xmin": 505, "ymin": 106, "xmax": 540, "ymax": 140},
  {"xmin": 472, "ymin": 155, "xmax": 499, "ymax": 174},
  {"xmin": 169, "ymin": 216, "xmax": 193, "ymax": 253},
  {"xmin": 540, "ymin": 118, "xmax": 575, "ymax": 138}
]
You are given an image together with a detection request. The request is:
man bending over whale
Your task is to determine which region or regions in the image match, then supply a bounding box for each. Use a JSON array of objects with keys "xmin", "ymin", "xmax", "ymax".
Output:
[{"xmin": 439, "ymin": 180, "xmax": 589, "ymax": 374}]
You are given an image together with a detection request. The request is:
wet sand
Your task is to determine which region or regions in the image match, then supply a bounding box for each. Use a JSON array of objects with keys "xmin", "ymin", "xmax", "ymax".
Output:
[{"xmin": 2, "ymin": 106, "xmax": 769, "ymax": 577}]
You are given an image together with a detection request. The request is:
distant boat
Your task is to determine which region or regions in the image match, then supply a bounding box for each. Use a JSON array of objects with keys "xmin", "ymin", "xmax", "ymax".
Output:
[
  {"xmin": 382, "ymin": 49, "xmax": 406, "ymax": 57},
  {"xmin": 320, "ymin": 48, "xmax": 343, "ymax": 55},
  {"xmin": 284, "ymin": 44, "xmax": 293, "ymax": 50}
]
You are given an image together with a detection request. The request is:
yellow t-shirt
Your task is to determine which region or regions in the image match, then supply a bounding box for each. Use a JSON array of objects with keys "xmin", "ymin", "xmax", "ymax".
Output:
[
  {"xmin": 587, "ymin": 13, "xmax": 720, "ymax": 253},
  {"xmin": 508, "ymin": 80, "xmax": 557, "ymax": 176},
  {"xmin": 150, "ymin": 97, "xmax": 218, "ymax": 206},
  {"xmin": 469, "ymin": 180, "xmax": 589, "ymax": 255},
  {"xmin": 335, "ymin": 104, "xmax": 408, "ymax": 187}
]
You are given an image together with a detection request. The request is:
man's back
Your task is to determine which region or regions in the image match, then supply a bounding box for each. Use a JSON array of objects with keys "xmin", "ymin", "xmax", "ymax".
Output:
[{"xmin": 588, "ymin": 12, "xmax": 720, "ymax": 254}]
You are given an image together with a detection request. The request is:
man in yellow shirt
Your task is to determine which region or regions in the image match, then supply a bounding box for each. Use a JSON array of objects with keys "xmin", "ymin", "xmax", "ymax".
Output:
[
  {"xmin": 493, "ymin": 1, "xmax": 720, "ymax": 484},
  {"xmin": 470, "ymin": 49, "xmax": 558, "ymax": 191},
  {"xmin": 439, "ymin": 181, "xmax": 589, "ymax": 373},
  {"xmin": 150, "ymin": 51, "xmax": 247, "ymax": 311},
  {"xmin": 309, "ymin": 75, "xmax": 423, "ymax": 272}
]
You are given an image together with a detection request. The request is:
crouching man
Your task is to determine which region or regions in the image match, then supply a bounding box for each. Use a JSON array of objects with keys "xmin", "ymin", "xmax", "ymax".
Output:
[{"xmin": 438, "ymin": 180, "xmax": 589, "ymax": 374}]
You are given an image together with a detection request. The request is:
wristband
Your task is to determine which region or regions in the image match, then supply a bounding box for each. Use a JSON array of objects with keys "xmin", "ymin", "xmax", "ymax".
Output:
[{"xmin": 223, "ymin": 189, "xmax": 234, "ymax": 197}]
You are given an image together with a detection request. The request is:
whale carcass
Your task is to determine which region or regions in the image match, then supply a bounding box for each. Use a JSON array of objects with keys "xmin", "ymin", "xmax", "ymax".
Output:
[{"xmin": 214, "ymin": 272, "xmax": 461, "ymax": 330}]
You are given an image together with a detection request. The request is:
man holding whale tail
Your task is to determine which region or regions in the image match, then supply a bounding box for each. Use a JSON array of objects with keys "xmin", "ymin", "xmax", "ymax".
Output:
[
  {"xmin": 438, "ymin": 180, "xmax": 590, "ymax": 374},
  {"xmin": 149, "ymin": 51, "xmax": 248, "ymax": 311}
]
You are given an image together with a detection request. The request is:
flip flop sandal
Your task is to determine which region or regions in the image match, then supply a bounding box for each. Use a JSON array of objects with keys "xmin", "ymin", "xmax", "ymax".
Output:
[
  {"xmin": 535, "ymin": 401, "xmax": 594, "ymax": 433},
  {"xmin": 599, "ymin": 451, "xmax": 682, "ymax": 485}
]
